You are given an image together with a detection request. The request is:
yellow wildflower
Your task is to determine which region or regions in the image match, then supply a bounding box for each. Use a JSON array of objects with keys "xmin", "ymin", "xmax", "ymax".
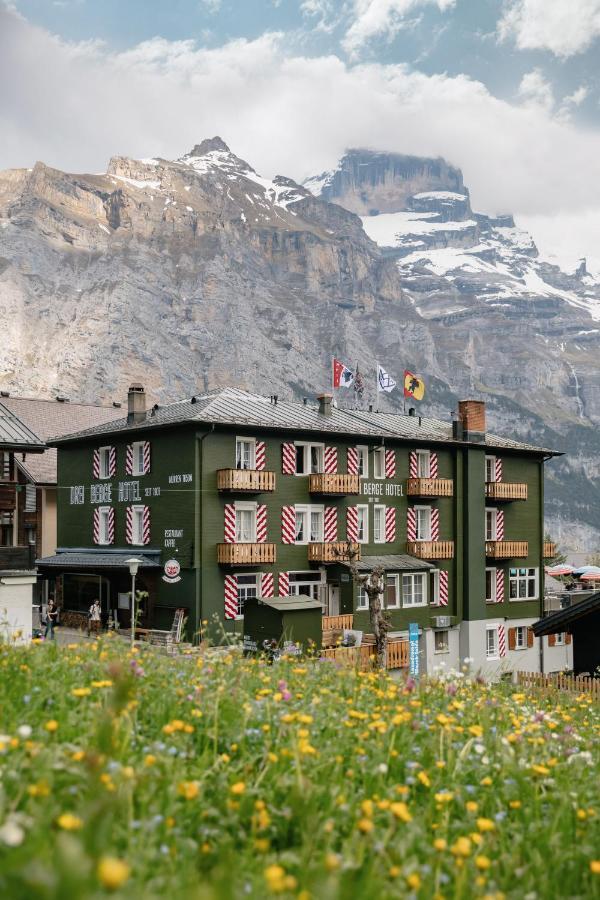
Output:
[
  {"xmin": 406, "ymin": 873, "xmax": 421, "ymax": 890},
  {"xmin": 509, "ymin": 800, "xmax": 521, "ymax": 810},
  {"xmin": 357, "ymin": 818, "xmax": 374, "ymax": 834},
  {"xmin": 71, "ymin": 687, "xmax": 91, "ymax": 697},
  {"xmin": 590, "ymin": 861, "xmax": 600, "ymax": 875},
  {"xmin": 144, "ymin": 754, "xmax": 157, "ymax": 767},
  {"xmin": 451, "ymin": 837, "xmax": 472, "ymax": 858},
  {"xmin": 325, "ymin": 852, "xmax": 341, "ymax": 871},
  {"xmin": 230, "ymin": 782, "xmax": 246, "ymax": 795},
  {"xmin": 97, "ymin": 857, "xmax": 130, "ymax": 890},
  {"xmin": 531, "ymin": 764, "xmax": 550, "ymax": 777},
  {"xmin": 466, "ymin": 801, "xmax": 478, "ymax": 813},
  {"xmin": 57, "ymin": 813, "xmax": 83, "ymax": 831},
  {"xmin": 433, "ymin": 838, "xmax": 447, "ymax": 851},
  {"xmin": 417, "ymin": 770, "xmax": 431, "ymax": 788},
  {"xmin": 390, "ymin": 802, "xmax": 412, "ymax": 823},
  {"xmin": 476, "ymin": 856, "xmax": 492, "ymax": 871},
  {"xmin": 178, "ymin": 781, "xmax": 200, "ymax": 800},
  {"xmin": 477, "ymin": 818, "xmax": 496, "ymax": 833},
  {"xmin": 44, "ymin": 720, "xmax": 59, "ymax": 733}
]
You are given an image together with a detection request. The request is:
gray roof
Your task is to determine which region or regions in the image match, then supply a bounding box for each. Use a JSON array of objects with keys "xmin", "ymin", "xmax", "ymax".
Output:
[
  {"xmin": 36, "ymin": 550, "xmax": 161, "ymax": 569},
  {"xmin": 532, "ymin": 591, "xmax": 600, "ymax": 635},
  {"xmin": 253, "ymin": 597, "xmax": 324, "ymax": 611},
  {"xmin": 0, "ymin": 404, "xmax": 45, "ymax": 451},
  {"xmin": 51, "ymin": 388, "xmax": 558, "ymax": 455},
  {"xmin": 342, "ymin": 554, "xmax": 434, "ymax": 572}
]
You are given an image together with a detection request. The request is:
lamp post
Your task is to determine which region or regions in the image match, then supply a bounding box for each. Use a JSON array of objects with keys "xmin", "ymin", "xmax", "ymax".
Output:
[{"xmin": 126, "ymin": 558, "xmax": 142, "ymax": 649}]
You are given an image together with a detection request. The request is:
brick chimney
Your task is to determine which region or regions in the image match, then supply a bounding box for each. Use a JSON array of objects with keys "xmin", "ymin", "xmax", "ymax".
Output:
[
  {"xmin": 456, "ymin": 400, "xmax": 486, "ymax": 442},
  {"xmin": 317, "ymin": 393, "xmax": 333, "ymax": 417},
  {"xmin": 127, "ymin": 383, "xmax": 146, "ymax": 424}
]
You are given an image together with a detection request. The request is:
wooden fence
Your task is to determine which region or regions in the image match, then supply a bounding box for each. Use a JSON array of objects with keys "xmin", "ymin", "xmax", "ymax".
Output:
[
  {"xmin": 321, "ymin": 639, "xmax": 409, "ymax": 671},
  {"xmin": 517, "ymin": 671, "xmax": 600, "ymax": 700},
  {"xmin": 322, "ymin": 614, "xmax": 354, "ymax": 631}
]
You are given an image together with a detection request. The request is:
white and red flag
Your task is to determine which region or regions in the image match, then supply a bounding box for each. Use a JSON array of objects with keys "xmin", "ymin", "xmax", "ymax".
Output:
[{"xmin": 332, "ymin": 358, "xmax": 354, "ymax": 389}]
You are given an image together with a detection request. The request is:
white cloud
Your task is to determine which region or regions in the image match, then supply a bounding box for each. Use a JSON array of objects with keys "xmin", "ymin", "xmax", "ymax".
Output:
[
  {"xmin": 518, "ymin": 69, "xmax": 554, "ymax": 113},
  {"xmin": 498, "ymin": 0, "xmax": 600, "ymax": 59},
  {"xmin": 1, "ymin": 3, "xmax": 600, "ymax": 268},
  {"xmin": 342, "ymin": 0, "xmax": 456, "ymax": 57},
  {"xmin": 200, "ymin": 0, "xmax": 222, "ymax": 12}
]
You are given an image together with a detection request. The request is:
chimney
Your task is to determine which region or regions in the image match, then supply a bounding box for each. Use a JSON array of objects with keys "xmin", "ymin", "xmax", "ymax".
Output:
[
  {"xmin": 127, "ymin": 383, "xmax": 146, "ymax": 424},
  {"xmin": 317, "ymin": 393, "xmax": 333, "ymax": 417},
  {"xmin": 457, "ymin": 400, "xmax": 486, "ymax": 442}
]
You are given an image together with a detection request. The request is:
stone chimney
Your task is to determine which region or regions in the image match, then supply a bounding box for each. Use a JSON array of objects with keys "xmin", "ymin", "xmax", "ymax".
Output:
[
  {"xmin": 456, "ymin": 400, "xmax": 486, "ymax": 442},
  {"xmin": 127, "ymin": 383, "xmax": 146, "ymax": 424},
  {"xmin": 317, "ymin": 393, "xmax": 333, "ymax": 417}
]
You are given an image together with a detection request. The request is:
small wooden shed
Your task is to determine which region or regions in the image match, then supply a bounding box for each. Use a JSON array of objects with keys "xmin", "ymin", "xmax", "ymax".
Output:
[{"xmin": 243, "ymin": 596, "xmax": 323, "ymax": 656}]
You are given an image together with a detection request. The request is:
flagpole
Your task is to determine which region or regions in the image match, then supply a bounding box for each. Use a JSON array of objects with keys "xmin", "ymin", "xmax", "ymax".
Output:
[{"xmin": 375, "ymin": 361, "xmax": 378, "ymax": 412}]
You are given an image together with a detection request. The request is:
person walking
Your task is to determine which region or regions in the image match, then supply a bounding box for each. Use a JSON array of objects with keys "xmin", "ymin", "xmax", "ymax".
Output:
[
  {"xmin": 88, "ymin": 598, "xmax": 102, "ymax": 637},
  {"xmin": 44, "ymin": 595, "xmax": 58, "ymax": 640}
]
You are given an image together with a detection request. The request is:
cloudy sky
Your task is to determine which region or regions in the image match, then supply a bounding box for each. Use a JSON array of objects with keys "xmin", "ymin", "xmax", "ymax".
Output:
[{"xmin": 2, "ymin": 0, "xmax": 600, "ymax": 270}]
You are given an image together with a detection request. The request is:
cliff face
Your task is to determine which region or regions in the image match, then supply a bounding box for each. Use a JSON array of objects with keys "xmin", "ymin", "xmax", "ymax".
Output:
[{"xmin": 1, "ymin": 139, "xmax": 600, "ymax": 549}]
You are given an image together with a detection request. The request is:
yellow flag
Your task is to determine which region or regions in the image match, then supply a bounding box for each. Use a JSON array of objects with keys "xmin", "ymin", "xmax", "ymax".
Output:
[{"xmin": 404, "ymin": 370, "xmax": 425, "ymax": 401}]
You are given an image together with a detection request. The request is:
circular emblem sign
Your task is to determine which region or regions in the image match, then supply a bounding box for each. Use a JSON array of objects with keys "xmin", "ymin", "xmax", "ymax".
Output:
[{"xmin": 163, "ymin": 558, "xmax": 181, "ymax": 584}]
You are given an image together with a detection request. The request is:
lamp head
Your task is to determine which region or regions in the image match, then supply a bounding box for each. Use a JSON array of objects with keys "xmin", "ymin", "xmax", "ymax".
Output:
[{"xmin": 126, "ymin": 558, "xmax": 142, "ymax": 576}]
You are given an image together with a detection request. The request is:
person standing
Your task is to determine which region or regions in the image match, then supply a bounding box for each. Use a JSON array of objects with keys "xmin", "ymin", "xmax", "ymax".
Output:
[
  {"xmin": 88, "ymin": 598, "xmax": 102, "ymax": 637},
  {"xmin": 45, "ymin": 596, "xmax": 58, "ymax": 640}
]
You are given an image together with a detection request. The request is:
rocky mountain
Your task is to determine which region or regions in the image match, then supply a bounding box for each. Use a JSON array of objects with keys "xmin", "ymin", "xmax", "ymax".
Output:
[{"xmin": 1, "ymin": 138, "xmax": 599, "ymax": 550}]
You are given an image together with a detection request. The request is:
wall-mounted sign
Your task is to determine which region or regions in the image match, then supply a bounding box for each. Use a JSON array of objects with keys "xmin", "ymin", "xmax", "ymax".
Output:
[
  {"xmin": 164, "ymin": 528, "xmax": 183, "ymax": 549},
  {"xmin": 90, "ymin": 484, "xmax": 112, "ymax": 504},
  {"xmin": 362, "ymin": 482, "xmax": 403, "ymax": 497},
  {"xmin": 168, "ymin": 473, "xmax": 193, "ymax": 484},
  {"xmin": 409, "ymin": 622, "xmax": 419, "ymax": 676},
  {"xmin": 70, "ymin": 486, "xmax": 85, "ymax": 505},
  {"xmin": 118, "ymin": 481, "xmax": 141, "ymax": 502},
  {"xmin": 163, "ymin": 559, "xmax": 181, "ymax": 584},
  {"xmin": 144, "ymin": 486, "xmax": 161, "ymax": 497}
]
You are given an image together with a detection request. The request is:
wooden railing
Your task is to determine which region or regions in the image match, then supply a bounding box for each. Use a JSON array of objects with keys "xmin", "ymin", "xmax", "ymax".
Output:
[
  {"xmin": 321, "ymin": 639, "xmax": 409, "ymax": 670},
  {"xmin": 309, "ymin": 473, "xmax": 360, "ymax": 495},
  {"xmin": 486, "ymin": 482, "xmax": 528, "ymax": 501},
  {"xmin": 217, "ymin": 469, "xmax": 276, "ymax": 492},
  {"xmin": 322, "ymin": 614, "xmax": 354, "ymax": 631},
  {"xmin": 485, "ymin": 541, "xmax": 528, "ymax": 559},
  {"xmin": 217, "ymin": 543, "xmax": 276, "ymax": 565},
  {"xmin": 406, "ymin": 478, "xmax": 453, "ymax": 497},
  {"xmin": 308, "ymin": 542, "xmax": 361, "ymax": 563},
  {"xmin": 543, "ymin": 541, "xmax": 556, "ymax": 558},
  {"xmin": 406, "ymin": 540, "xmax": 454, "ymax": 560},
  {"xmin": 0, "ymin": 484, "xmax": 17, "ymax": 511},
  {"xmin": 517, "ymin": 671, "xmax": 600, "ymax": 701}
]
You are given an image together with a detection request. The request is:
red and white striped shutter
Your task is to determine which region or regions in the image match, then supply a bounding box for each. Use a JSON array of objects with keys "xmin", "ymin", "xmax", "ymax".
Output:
[
  {"xmin": 347, "ymin": 447, "xmax": 359, "ymax": 475},
  {"xmin": 224, "ymin": 574, "xmax": 238, "ymax": 619},
  {"xmin": 281, "ymin": 506, "xmax": 295, "ymax": 544},
  {"xmin": 385, "ymin": 449, "xmax": 396, "ymax": 478},
  {"xmin": 282, "ymin": 442, "xmax": 296, "ymax": 474},
  {"xmin": 142, "ymin": 506, "xmax": 151, "ymax": 544},
  {"xmin": 107, "ymin": 507, "xmax": 115, "ymax": 545},
  {"xmin": 143, "ymin": 441, "xmax": 151, "ymax": 475},
  {"xmin": 93, "ymin": 508, "xmax": 101, "ymax": 544},
  {"xmin": 93, "ymin": 449, "xmax": 100, "ymax": 479},
  {"xmin": 431, "ymin": 507, "xmax": 440, "ymax": 540},
  {"xmin": 255, "ymin": 440, "xmax": 266, "ymax": 471},
  {"xmin": 496, "ymin": 509, "xmax": 505, "ymax": 540},
  {"xmin": 324, "ymin": 446, "xmax": 337, "ymax": 474},
  {"xmin": 261, "ymin": 572, "xmax": 274, "ymax": 598},
  {"xmin": 278, "ymin": 572, "xmax": 290, "ymax": 597},
  {"xmin": 224, "ymin": 503, "xmax": 236, "ymax": 544},
  {"xmin": 256, "ymin": 505, "xmax": 267, "ymax": 543},
  {"xmin": 108, "ymin": 447, "xmax": 116, "ymax": 478},
  {"xmin": 495, "ymin": 568, "xmax": 504, "ymax": 603},
  {"xmin": 498, "ymin": 624, "xmax": 507, "ymax": 657},
  {"xmin": 125, "ymin": 507, "xmax": 133, "ymax": 544},
  {"xmin": 385, "ymin": 506, "xmax": 396, "ymax": 543},
  {"xmin": 439, "ymin": 570, "xmax": 449, "ymax": 606},
  {"xmin": 125, "ymin": 445, "xmax": 133, "ymax": 475},
  {"xmin": 409, "ymin": 451, "xmax": 418, "ymax": 478},
  {"xmin": 407, "ymin": 507, "xmax": 417, "ymax": 541},
  {"xmin": 495, "ymin": 457, "xmax": 503, "ymax": 483},
  {"xmin": 324, "ymin": 507, "xmax": 337, "ymax": 542},
  {"xmin": 430, "ymin": 452, "xmax": 439, "ymax": 479},
  {"xmin": 346, "ymin": 506, "xmax": 358, "ymax": 542}
]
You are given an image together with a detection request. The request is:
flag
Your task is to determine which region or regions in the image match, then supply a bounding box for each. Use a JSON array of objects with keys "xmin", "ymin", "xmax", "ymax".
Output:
[
  {"xmin": 404, "ymin": 370, "xmax": 425, "ymax": 401},
  {"xmin": 332, "ymin": 358, "xmax": 354, "ymax": 389},
  {"xmin": 353, "ymin": 365, "xmax": 365, "ymax": 399},
  {"xmin": 377, "ymin": 365, "xmax": 397, "ymax": 393}
]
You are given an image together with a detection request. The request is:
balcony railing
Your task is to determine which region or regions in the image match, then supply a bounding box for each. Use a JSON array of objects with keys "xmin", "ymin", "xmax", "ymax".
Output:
[
  {"xmin": 217, "ymin": 543, "xmax": 276, "ymax": 565},
  {"xmin": 322, "ymin": 614, "xmax": 354, "ymax": 631},
  {"xmin": 485, "ymin": 541, "xmax": 528, "ymax": 559},
  {"xmin": 406, "ymin": 540, "xmax": 454, "ymax": 560},
  {"xmin": 308, "ymin": 473, "xmax": 360, "ymax": 495},
  {"xmin": 406, "ymin": 478, "xmax": 453, "ymax": 498},
  {"xmin": 543, "ymin": 541, "xmax": 556, "ymax": 558},
  {"xmin": 308, "ymin": 541, "xmax": 361, "ymax": 563},
  {"xmin": 486, "ymin": 482, "xmax": 528, "ymax": 501},
  {"xmin": 217, "ymin": 469, "xmax": 276, "ymax": 492}
]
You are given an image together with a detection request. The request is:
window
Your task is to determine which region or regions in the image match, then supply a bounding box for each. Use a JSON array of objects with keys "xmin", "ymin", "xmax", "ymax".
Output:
[
  {"xmin": 295, "ymin": 443, "xmax": 324, "ymax": 475},
  {"xmin": 357, "ymin": 446, "xmax": 368, "ymax": 478},
  {"xmin": 415, "ymin": 507, "xmax": 431, "ymax": 541},
  {"xmin": 25, "ymin": 483, "xmax": 37, "ymax": 512},
  {"xmin": 431, "ymin": 569, "xmax": 440, "ymax": 605},
  {"xmin": 402, "ymin": 573, "xmax": 427, "ymax": 607},
  {"xmin": 357, "ymin": 505, "xmax": 369, "ymax": 543},
  {"xmin": 485, "ymin": 568, "xmax": 496, "ymax": 603},
  {"xmin": 288, "ymin": 572, "xmax": 324, "ymax": 601},
  {"xmin": 98, "ymin": 507, "xmax": 112, "ymax": 545},
  {"xmin": 235, "ymin": 573, "xmax": 257, "ymax": 618},
  {"xmin": 236, "ymin": 438, "xmax": 255, "ymax": 470},
  {"xmin": 235, "ymin": 503, "xmax": 256, "ymax": 543},
  {"xmin": 99, "ymin": 447, "xmax": 111, "ymax": 480},
  {"xmin": 486, "ymin": 626, "xmax": 499, "ymax": 659},
  {"xmin": 373, "ymin": 448, "xmax": 385, "ymax": 479},
  {"xmin": 485, "ymin": 456, "xmax": 496, "ymax": 483},
  {"xmin": 514, "ymin": 626, "xmax": 527, "ymax": 650},
  {"xmin": 0, "ymin": 512, "xmax": 13, "ymax": 546},
  {"xmin": 434, "ymin": 630, "xmax": 449, "ymax": 653},
  {"xmin": 294, "ymin": 505, "xmax": 323, "ymax": 544},
  {"xmin": 554, "ymin": 632, "xmax": 565, "ymax": 646},
  {"xmin": 386, "ymin": 574, "xmax": 400, "ymax": 609},
  {"xmin": 131, "ymin": 506, "xmax": 145, "ymax": 545},
  {"xmin": 416, "ymin": 450, "xmax": 431, "ymax": 478},
  {"xmin": 0, "ymin": 452, "xmax": 11, "ymax": 480},
  {"xmin": 132, "ymin": 441, "xmax": 146, "ymax": 476},
  {"xmin": 373, "ymin": 505, "xmax": 385, "ymax": 543},
  {"xmin": 357, "ymin": 586, "xmax": 368, "ymax": 610},
  {"xmin": 509, "ymin": 568, "xmax": 538, "ymax": 601},
  {"xmin": 485, "ymin": 508, "xmax": 498, "ymax": 541}
]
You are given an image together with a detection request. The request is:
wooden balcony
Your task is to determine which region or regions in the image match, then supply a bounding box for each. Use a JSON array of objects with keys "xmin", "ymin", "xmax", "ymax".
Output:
[
  {"xmin": 485, "ymin": 482, "xmax": 528, "ymax": 501},
  {"xmin": 543, "ymin": 541, "xmax": 556, "ymax": 558},
  {"xmin": 217, "ymin": 543, "xmax": 276, "ymax": 565},
  {"xmin": 308, "ymin": 473, "xmax": 360, "ymax": 495},
  {"xmin": 485, "ymin": 541, "xmax": 528, "ymax": 560},
  {"xmin": 308, "ymin": 541, "xmax": 361, "ymax": 563},
  {"xmin": 406, "ymin": 540, "xmax": 454, "ymax": 560},
  {"xmin": 0, "ymin": 484, "xmax": 17, "ymax": 512},
  {"xmin": 217, "ymin": 469, "xmax": 275, "ymax": 492},
  {"xmin": 406, "ymin": 477, "xmax": 453, "ymax": 498}
]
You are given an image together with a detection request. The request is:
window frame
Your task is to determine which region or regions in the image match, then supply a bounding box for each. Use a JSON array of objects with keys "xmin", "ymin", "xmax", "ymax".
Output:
[
  {"xmin": 356, "ymin": 445, "xmax": 369, "ymax": 479},
  {"xmin": 485, "ymin": 508, "xmax": 498, "ymax": 541},
  {"xmin": 486, "ymin": 625, "xmax": 499, "ymax": 660},
  {"xmin": 373, "ymin": 447, "xmax": 385, "ymax": 479},
  {"xmin": 508, "ymin": 567, "xmax": 539, "ymax": 602},
  {"xmin": 431, "ymin": 568, "xmax": 440, "ymax": 605},
  {"xmin": 288, "ymin": 570, "xmax": 325, "ymax": 602},
  {"xmin": 235, "ymin": 572, "xmax": 258, "ymax": 620},
  {"xmin": 416, "ymin": 450, "xmax": 431, "ymax": 479},
  {"xmin": 98, "ymin": 506, "xmax": 112, "ymax": 546},
  {"xmin": 514, "ymin": 625, "xmax": 527, "ymax": 650},
  {"xmin": 294, "ymin": 441, "xmax": 324, "ymax": 475},
  {"xmin": 357, "ymin": 504, "xmax": 369, "ymax": 544},
  {"xmin": 554, "ymin": 632, "xmax": 565, "ymax": 646},
  {"xmin": 414, "ymin": 505, "xmax": 432, "ymax": 542},
  {"xmin": 235, "ymin": 501, "xmax": 257, "ymax": 544},
  {"xmin": 434, "ymin": 630, "xmax": 449, "ymax": 654},
  {"xmin": 357, "ymin": 585, "xmax": 368, "ymax": 610},
  {"xmin": 99, "ymin": 446, "xmax": 112, "ymax": 481},
  {"xmin": 401, "ymin": 572, "xmax": 428, "ymax": 608},
  {"xmin": 235, "ymin": 437, "xmax": 256, "ymax": 471},
  {"xmin": 385, "ymin": 573, "xmax": 400, "ymax": 609},
  {"xmin": 294, "ymin": 504, "xmax": 324, "ymax": 545},
  {"xmin": 485, "ymin": 567, "xmax": 496, "ymax": 603},
  {"xmin": 131, "ymin": 441, "xmax": 146, "ymax": 477},
  {"xmin": 373, "ymin": 504, "xmax": 386, "ymax": 544},
  {"xmin": 485, "ymin": 455, "xmax": 496, "ymax": 484}
]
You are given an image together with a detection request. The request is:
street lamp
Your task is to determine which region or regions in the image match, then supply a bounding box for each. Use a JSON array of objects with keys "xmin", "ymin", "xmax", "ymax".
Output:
[{"xmin": 126, "ymin": 558, "xmax": 143, "ymax": 649}]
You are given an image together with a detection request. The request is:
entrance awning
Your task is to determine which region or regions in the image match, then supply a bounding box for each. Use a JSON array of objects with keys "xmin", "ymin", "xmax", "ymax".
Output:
[
  {"xmin": 341, "ymin": 554, "xmax": 434, "ymax": 572},
  {"xmin": 36, "ymin": 549, "xmax": 161, "ymax": 569}
]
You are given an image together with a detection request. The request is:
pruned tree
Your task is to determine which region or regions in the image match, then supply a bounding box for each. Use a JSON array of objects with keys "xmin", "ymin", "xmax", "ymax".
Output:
[
  {"xmin": 334, "ymin": 543, "xmax": 391, "ymax": 669},
  {"xmin": 544, "ymin": 533, "xmax": 567, "ymax": 566}
]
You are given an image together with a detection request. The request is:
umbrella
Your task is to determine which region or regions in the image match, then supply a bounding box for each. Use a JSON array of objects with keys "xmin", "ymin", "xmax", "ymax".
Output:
[
  {"xmin": 546, "ymin": 565, "xmax": 574, "ymax": 576},
  {"xmin": 572, "ymin": 566, "xmax": 600, "ymax": 576},
  {"xmin": 579, "ymin": 570, "xmax": 600, "ymax": 581}
]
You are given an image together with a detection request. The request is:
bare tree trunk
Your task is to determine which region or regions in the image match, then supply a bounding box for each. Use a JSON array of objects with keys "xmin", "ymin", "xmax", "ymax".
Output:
[{"xmin": 333, "ymin": 545, "xmax": 390, "ymax": 671}]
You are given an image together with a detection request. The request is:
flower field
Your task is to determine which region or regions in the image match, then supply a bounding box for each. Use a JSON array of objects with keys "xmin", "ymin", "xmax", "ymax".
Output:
[{"xmin": 0, "ymin": 638, "xmax": 599, "ymax": 899}]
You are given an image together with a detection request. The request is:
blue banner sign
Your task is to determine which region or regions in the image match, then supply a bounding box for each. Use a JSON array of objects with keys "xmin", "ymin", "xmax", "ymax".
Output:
[{"xmin": 408, "ymin": 622, "xmax": 419, "ymax": 676}]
